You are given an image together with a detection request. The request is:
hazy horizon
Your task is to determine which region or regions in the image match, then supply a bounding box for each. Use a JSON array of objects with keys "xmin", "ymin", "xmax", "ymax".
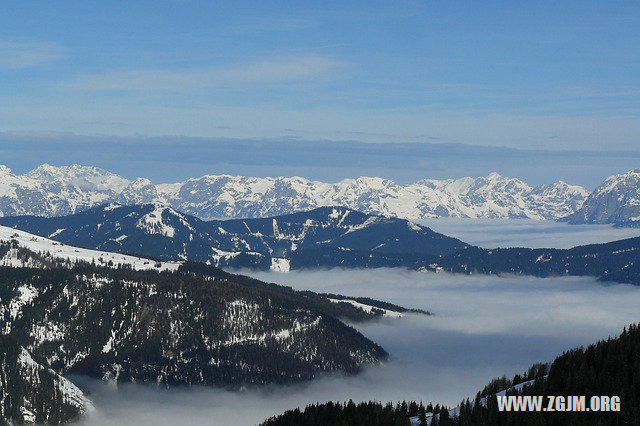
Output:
[{"xmin": 0, "ymin": 134, "xmax": 638, "ymax": 188}]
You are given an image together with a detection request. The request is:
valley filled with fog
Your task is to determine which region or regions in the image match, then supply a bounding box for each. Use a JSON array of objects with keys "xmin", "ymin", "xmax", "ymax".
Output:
[
  {"xmin": 416, "ymin": 218, "xmax": 640, "ymax": 249},
  {"xmin": 75, "ymin": 222, "xmax": 640, "ymax": 425}
]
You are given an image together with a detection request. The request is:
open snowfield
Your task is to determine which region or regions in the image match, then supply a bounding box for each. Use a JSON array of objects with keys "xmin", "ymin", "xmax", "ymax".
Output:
[{"xmin": 0, "ymin": 225, "xmax": 181, "ymax": 272}]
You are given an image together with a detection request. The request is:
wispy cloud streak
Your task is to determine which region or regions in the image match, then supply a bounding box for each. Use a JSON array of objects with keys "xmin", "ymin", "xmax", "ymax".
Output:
[
  {"xmin": 0, "ymin": 40, "xmax": 63, "ymax": 69},
  {"xmin": 70, "ymin": 55, "xmax": 340, "ymax": 91}
]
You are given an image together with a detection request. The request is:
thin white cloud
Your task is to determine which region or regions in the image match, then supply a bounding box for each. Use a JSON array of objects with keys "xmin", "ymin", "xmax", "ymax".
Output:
[
  {"xmin": 0, "ymin": 41, "xmax": 63, "ymax": 69},
  {"xmin": 70, "ymin": 55, "xmax": 341, "ymax": 91}
]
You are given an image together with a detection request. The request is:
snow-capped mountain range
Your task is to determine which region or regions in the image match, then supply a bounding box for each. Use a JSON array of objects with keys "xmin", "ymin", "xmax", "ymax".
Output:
[{"xmin": 0, "ymin": 164, "xmax": 589, "ymax": 221}]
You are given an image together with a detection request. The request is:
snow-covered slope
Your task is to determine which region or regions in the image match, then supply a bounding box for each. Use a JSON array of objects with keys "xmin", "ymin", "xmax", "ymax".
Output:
[
  {"xmin": 0, "ymin": 164, "xmax": 588, "ymax": 220},
  {"xmin": 0, "ymin": 224, "xmax": 181, "ymax": 271},
  {"xmin": 0, "ymin": 164, "xmax": 127, "ymax": 217},
  {"xmin": 565, "ymin": 169, "xmax": 640, "ymax": 226}
]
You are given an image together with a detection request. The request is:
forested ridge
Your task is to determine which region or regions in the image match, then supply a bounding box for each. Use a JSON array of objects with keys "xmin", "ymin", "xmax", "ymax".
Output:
[{"xmin": 428, "ymin": 237, "xmax": 640, "ymax": 285}]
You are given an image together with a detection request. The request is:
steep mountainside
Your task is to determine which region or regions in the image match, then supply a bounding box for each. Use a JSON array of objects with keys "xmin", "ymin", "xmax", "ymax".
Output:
[
  {"xmin": 0, "ymin": 164, "xmax": 127, "ymax": 217},
  {"xmin": 0, "ymin": 164, "xmax": 588, "ymax": 220},
  {"xmin": 427, "ymin": 236, "xmax": 640, "ymax": 285},
  {"xmin": 0, "ymin": 232, "xmax": 426, "ymax": 423},
  {"xmin": 0, "ymin": 264, "xmax": 387, "ymax": 387},
  {"xmin": 565, "ymin": 168, "xmax": 640, "ymax": 227},
  {"xmin": 0, "ymin": 336, "xmax": 91, "ymax": 425},
  {"xmin": 0, "ymin": 204, "xmax": 468, "ymax": 270}
]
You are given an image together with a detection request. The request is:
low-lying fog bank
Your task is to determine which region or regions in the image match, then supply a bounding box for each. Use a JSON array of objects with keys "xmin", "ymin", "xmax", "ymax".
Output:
[
  {"xmin": 74, "ymin": 269, "xmax": 640, "ymax": 425},
  {"xmin": 415, "ymin": 218, "xmax": 640, "ymax": 249}
]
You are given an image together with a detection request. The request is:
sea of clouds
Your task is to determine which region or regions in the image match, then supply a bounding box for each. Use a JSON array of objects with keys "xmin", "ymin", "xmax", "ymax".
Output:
[
  {"xmin": 73, "ymin": 221, "xmax": 640, "ymax": 425},
  {"xmin": 76, "ymin": 270, "xmax": 640, "ymax": 425}
]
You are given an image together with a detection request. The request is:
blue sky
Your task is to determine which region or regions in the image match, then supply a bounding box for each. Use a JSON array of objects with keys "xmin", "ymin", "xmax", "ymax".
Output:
[{"xmin": 1, "ymin": 1, "xmax": 639, "ymax": 182}]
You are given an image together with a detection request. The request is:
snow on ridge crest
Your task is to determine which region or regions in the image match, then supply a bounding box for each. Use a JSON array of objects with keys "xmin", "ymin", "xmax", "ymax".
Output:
[
  {"xmin": 0, "ymin": 163, "xmax": 593, "ymax": 221},
  {"xmin": 0, "ymin": 224, "xmax": 181, "ymax": 272},
  {"xmin": 16, "ymin": 346, "xmax": 94, "ymax": 415}
]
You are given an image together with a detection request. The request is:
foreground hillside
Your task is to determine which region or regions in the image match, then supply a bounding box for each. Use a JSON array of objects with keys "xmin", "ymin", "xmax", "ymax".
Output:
[
  {"xmin": 0, "ymin": 204, "xmax": 468, "ymax": 270},
  {"xmin": 0, "ymin": 241, "xmax": 407, "ymax": 387},
  {"xmin": 261, "ymin": 324, "xmax": 640, "ymax": 425},
  {"xmin": 0, "ymin": 164, "xmax": 588, "ymax": 220}
]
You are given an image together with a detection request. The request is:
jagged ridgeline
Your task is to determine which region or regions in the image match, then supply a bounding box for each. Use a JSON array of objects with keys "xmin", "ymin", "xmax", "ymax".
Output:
[
  {"xmin": 0, "ymin": 164, "xmax": 589, "ymax": 221},
  {"xmin": 0, "ymin": 204, "xmax": 468, "ymax": 270},
  {"xmin": 3, "ymin": 162, "xmax": 640, "ymax": 227},
  {"xmin": 0, "ymin": 242, "xmax": 408, "ymax": 389},
  {"xmin": 261, "ymin": 324, "xmax": 640, "ymax": 425},
  {"xmin": 564, "ymin": 168, "xmax": 640, "ymax": 227}
]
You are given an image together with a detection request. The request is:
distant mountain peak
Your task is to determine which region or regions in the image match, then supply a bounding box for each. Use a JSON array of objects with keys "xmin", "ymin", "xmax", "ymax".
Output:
[
  {"xmin": 565, "ymin": 168, "xmax": 640, "ymax": 226},
  {"xmin": 130, "ymin": 177, "xmax": 153, "ymax": 187},
  {"xmin": 28, "ymin": 162, "xmax": 111, "ymax": 177},
  {"xmin": 134, "ymin": 202, "xmax": 188, "ymax": 238}
]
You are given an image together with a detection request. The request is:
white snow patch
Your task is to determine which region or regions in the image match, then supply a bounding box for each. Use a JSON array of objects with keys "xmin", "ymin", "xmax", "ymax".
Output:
[
  {"xmin": 0, "ymin": 225, "xmax": 181, "ymax": 272},
  {"xmin": 8, "ymin": 284, "xmax": 38, "ymax": 319},
  {"xmin": 270, "ymin": 257, "xmax": 291, "ymax": 272},
  {"xmin": 407, "ymin": 221, "xmax": 422, "ymax": 231},
  {"xmin": 328, "ymin": 298, "xmax": 404, "ymax": 318},
  {"xmin": 48, "ymin": 228, "xmax": 66, "ymax": 238}
]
